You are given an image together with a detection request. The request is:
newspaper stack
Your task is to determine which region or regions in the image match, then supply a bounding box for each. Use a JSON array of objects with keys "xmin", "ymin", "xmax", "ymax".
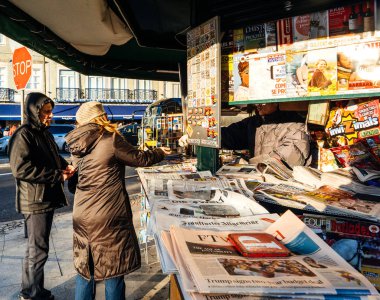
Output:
[{"xmin": 167, "ymin": 211, "xmax": 379, "ymax": 299}]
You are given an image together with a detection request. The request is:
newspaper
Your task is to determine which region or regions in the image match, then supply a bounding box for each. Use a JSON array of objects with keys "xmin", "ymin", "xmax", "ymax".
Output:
[
  {"xmin": 157, "ymin": 189, "xmax": 269, "ymax": 218},
  {"xmin": 158, "ymin": 214, "xmax": 280, "ymax": 274},
  {"xmin": 169, "ymin": 211, "xmax": 379, "ymax": 297},
  {"xmin": 136, "ymin": 162, "xmax": 198, "ymax": 193},
  {"xmin": 216, "ymin": 159, "xmax": 293, "ymax": 182},
  {"xmin": 145, "ymin": 171, "xmax": 214, "ymax": 201},
  {"xmin": 321, "ymin": 168, "xmax": 380, "ymax": 196},
  {"xmin": 292, "ymin": 166, "xmax": 324, "ymax": 189}
]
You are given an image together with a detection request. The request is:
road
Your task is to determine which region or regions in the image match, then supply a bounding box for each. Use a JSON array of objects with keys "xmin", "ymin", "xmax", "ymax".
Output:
[{"xmin": 0, "ymin": 153, "xmax": 142, "ymax": 222}]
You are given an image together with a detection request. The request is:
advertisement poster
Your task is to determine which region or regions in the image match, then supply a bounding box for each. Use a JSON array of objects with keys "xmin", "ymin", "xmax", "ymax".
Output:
[
  {"xmin": 337, "ymin": 42, "xmax": 380, "ymax": 93},
  {"xmin": 187, "ymin": 17, "xmax": 221, "ymax": 148},
  {"xmin": 249, "ymin": 52, "xmax": 286, "ymax": 100},
  {"xmin": 307, "ymin": 48, "xmax": 337, "ymax": 96},
  {"xmin": 286, "ymin": 49, "xmax": 308, "ymax": 97},
  {"xmin": 293, "ymin": 11, "xmax": 328, "ymax": 43}
]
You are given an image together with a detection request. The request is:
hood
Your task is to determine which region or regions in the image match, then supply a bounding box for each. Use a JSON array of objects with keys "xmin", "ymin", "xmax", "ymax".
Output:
[
  {"xmin": 25, "ymin": 92, "xmax": 55, "ymax": 129},
  {"xmin": 65, "ymin": 123, "xmax": 103, "ymax": 157}
]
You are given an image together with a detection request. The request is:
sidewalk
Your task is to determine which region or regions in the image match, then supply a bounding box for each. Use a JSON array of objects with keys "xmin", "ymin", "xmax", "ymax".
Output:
[{"xmin": 0, "ymin": 200, "xmax": 170, "ymax": 299}]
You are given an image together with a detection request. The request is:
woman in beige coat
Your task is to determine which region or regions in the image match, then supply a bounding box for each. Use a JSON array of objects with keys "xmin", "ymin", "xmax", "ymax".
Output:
[{"xmin": 66, "ymin": 101, "xmax": 169, "ymax": 300}]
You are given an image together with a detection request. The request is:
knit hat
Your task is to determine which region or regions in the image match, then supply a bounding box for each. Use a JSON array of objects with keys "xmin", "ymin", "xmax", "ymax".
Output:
[{"xmin": 76, "ymin": 101, "xmax": 106, "ymax": 125}]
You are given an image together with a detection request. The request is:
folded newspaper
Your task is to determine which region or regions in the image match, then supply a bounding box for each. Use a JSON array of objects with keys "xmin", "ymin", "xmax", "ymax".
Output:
[
  {"xmin": 216, "ymin": 157, "xmax": 294, "ymax": 183},
  {"xmin": 169, "ymin": 210, "xmax": 379, "ymax": 297}
]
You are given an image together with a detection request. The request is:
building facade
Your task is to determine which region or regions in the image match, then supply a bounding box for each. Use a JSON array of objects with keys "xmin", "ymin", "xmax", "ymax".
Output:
[{"xmin": 0, "ymin": 34, "xmax": 181, "ymax": 104}]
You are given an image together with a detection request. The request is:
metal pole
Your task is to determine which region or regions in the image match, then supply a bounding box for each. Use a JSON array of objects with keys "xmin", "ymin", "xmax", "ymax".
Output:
[
  {"xmin": 43, "ymin": 56, "xmax": 47, "ymax": 95},
  {"xmin": 21, "ymin": 90, "xmax": 25, "ymax": 125}
]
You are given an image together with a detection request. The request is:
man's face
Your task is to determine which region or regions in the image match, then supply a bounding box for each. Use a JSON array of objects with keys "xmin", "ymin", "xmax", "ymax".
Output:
[
  {"xmin": 255, "ymin": 103, "xmax": 278, "ymax": 116},
  {"xmin": 39, "ymin": 102, "xmax": 53, "ymax": 126}
]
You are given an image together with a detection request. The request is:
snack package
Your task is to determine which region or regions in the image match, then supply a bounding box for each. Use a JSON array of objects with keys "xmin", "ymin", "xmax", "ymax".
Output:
[
  {"xmin": 228, "ymin": 233, "xmax": 290, "ymax": 257},
  {"xmin": 325, "ymin": 100, "xmax": 380, "ymax": 145},
  {"xmin": 318, "ymin": 147, "xmax": 339, "ymax": 172}
]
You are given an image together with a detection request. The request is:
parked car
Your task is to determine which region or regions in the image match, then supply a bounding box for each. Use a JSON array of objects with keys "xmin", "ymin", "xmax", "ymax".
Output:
[
  {"xmin": 118, "ymin": 122, "xmax": 140, "ymax": 146},
  {"xmin": 48, "ymin": 124, "xmax": 75, "ymax": 152},
  {"xmin": 0, "ymin": 136, "xmax": 10, "ymax": 153}
]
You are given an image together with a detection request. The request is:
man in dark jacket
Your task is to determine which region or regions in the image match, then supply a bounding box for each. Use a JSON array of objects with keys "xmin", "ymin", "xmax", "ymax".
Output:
[
  {"xmin": 179, "ymin": 103, "xmax": 310, "ymax": 168},
  {"xmin": 8, "ymin": 92, "xmax": 75, "ymax": 300},
  {"xmin": 220, "ymin": 103, "xmax": 310, "ymax": 168}
]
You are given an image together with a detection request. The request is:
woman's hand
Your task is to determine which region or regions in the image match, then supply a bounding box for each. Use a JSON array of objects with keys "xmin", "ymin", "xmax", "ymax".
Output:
[{"xmin": 159, "ymin": 147, "xmax": 172, "ymax": 155}]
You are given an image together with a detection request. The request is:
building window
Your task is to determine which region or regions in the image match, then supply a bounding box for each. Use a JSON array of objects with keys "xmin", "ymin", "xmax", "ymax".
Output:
[
  {"xmin": 134, "ymin": 79, "xmax": 152, "ymax": 90},
  {"xmin": 111, "ymin": 78, "xmax": 127, "ymax": 89},
  {"xmin": 59, "ymin": 70, "xmax": 76, "ymax": 88},
  {"xmin": 172, "ymin": 83, "xmax": 180, "ymax": 98},
  {"xmin": 0, "ymin": 34, "xmax": 5, "ymax": 45},
  {"xmin": 88, "ymin": 76, "xmax": 103, "ymax": 89},
  {"xmin": 0, "ymin": 67, "xmax": 7, "ymax": 88},
  {"xmin": 26, "ymin": 68, "xmax": 42, "ymax": 90}
]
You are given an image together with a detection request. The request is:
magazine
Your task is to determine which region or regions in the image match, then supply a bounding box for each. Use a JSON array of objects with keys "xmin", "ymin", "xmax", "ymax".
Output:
[
  {"xmin": 255, "ymin": 183, "xmax": 380, "ymax": 221},
  {"xmin": 248, "ymin": 52, "xmax": 287, "ymax": 100},
  {"xmin": 300, "ymin": 213, "xmax": 380, "ymax": 289},
  {"xmin": 169, "ymin": 210, "xmax": 379, "ymax": 296},
  {"xmin": 296, "ymin": 185, "xmax": 380, "ymax": 220},
  {"xmin": 329, "ymin": 143, "xmax": 380, "ymax": 182}
]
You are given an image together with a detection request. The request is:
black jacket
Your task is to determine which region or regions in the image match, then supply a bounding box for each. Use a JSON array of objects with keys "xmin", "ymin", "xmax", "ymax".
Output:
[
  {"xmin": 8, "ymin": 93, "xmax": 68, "ymax": 214},
  {"xmin": 221, "ymin": 110, "xmax": 310, "ymax": 167}
]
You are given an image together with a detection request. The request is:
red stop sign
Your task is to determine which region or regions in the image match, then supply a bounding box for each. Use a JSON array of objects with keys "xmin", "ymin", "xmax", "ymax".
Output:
[{"xmin": 13, "ymin": 47, "xmax": 32, "ymax": 90}]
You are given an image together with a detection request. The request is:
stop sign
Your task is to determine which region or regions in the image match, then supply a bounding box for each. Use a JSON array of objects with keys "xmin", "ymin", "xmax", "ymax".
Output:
[{"xmin": 13, "ymin": 47, "xmax": 32, "ymax": 90}]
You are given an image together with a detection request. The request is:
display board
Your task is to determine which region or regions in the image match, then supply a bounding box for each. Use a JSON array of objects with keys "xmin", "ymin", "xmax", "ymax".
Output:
[{"xmin": 186, "ymin": 16, "xmax": 221, "ymax": 148}]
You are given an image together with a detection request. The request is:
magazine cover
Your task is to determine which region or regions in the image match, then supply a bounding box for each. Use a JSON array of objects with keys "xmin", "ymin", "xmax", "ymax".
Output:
[
  {"xmin": 244, "ymin": 23, "xmax": 266, "ymax": 51},
  {"xmin": 337, "ymin": 42, "xmax": 380, "ymax": 93},
  {"xmin": 300, "ymin": 213, "xmax": 380, "ymax": 288},
  {"xmin": 307, "ymin": 48, "xmax": 337, "ymax": 96},
  {"xmin": 233, "ymin": 52, "xmax": 253, "ymax": 102},
  {"xmin": 221, "ymin": 54, "xmax": 234, "ymax": 103},
  {"xmin": 325, "ymin": 100, "xmax": 380, "ymax": 145},
  {"xmin": 286, "ymin": 49, "xmax": 308, "ymax": 97},
  {"xmin": 329, "ymin": 1, "xmax": 375, "ymax": 37},
  {"xmin": 293, "ymin": 11, "xmax": 328, "ymax": 43},
  {"xmin": 233, "ymin": 28, "xmax": 244, "ymax": 53},
  {"xmin": 265, "ymin": 21, "xmax": 277, "ymax": 51},
  {"xmin": 248, "ymin": 52, "xmax": 287, "ymax": 100},
  {"xmin": 297, "ymin": 185, "xmax": 380, "ymax": 220},
  {"xmin": 360, "ymin": 135, "xmax": 380, "ymax": 161},
  {"xmin": 277, "ymin": 18, "xmax": 293, "ymax": 50}
]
